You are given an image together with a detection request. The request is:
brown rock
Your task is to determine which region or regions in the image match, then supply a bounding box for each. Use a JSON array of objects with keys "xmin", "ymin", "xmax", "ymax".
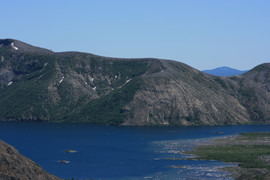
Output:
[{"xmin": 0, "ymin": 140, "xmax": 61, "ymax": 180}]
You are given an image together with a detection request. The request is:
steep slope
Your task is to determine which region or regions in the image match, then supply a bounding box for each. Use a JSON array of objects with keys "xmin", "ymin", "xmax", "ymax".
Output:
[
  {"xmin": 122, "ymin": 60, "xmax": 249, "ymax": 125},
  {"xmin": 203, "ymin": 66, "xmax": 248, "ymax": 76},
  {"xmin": 0, "ymin": 39, "xmax": 158, "ymax": 124},
  {"xmin": 0, "ymin": 39, "xmax": 268, "ymax": 125},
  {"xmin": 0, "ymin": 139, "xmax": 61, "ymax": 180},
  {"xmin": 225, "ymin": 63, "xmax": 270, "ymax": 123}
]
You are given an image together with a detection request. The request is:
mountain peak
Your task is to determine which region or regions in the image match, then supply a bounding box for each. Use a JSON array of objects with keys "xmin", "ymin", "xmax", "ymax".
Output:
[
  {"xmin": 203, "ymin": 66, "xmax": 248, "ymax": 76},
  {"xmin": 0, "ymin": 39, "xmax": 14, "ymax": 47},
  {"xmin": 219, "ymin": 66, "xmax": 234, "ymax": 70},
  {"xmin": 0, "ymin": 39, "xmax": 53, "ymax": 54}
]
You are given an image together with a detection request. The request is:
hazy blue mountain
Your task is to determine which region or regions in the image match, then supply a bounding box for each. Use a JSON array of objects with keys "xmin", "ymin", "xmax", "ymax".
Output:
[{"xmin": 203, "ymin": 66, "xmax": 248, "ymax": 76}]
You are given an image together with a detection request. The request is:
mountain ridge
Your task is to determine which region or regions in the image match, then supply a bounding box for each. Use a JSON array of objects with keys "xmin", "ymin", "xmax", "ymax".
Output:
[{"xmin": 0, "ymin": 39, "xmax": 269, "ymax": 125}]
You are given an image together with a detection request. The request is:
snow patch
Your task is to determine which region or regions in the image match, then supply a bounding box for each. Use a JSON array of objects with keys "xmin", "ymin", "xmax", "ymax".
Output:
[
  {"xmin": 162, "ymin": 121, "xmax": 169, "ymax": 125},
  {"xmin": 115, "ymin": 75, "xmax": 118, "ymax": 79},
  {"xmin": 59, "ymin": 76, "xmax": 64, "ymax": 83},
  {"xmin": 92, "ymin": 86, "xmax": 96, "ymax": 91},
  {"xmin": 1, "ymin": 56, "xmax": 4, "ymax": 61},
  {"xmin": 90, "ymin": 77, "xmax": 94, "ymax": 83},
  {"xmin": 161, "ymin": 70, "xmax": 164, "ymax": 73},
  {"xmin": 85, "ymin": 82, "xmax": 88, "ymax": 85},
  {"xmin": 11, "ymin": 42, "xmax": 18, "ymax": 50},
  {"xmin": 7, "ymin": 81, "xmax": 13, "ymax": 86},
  {"xmin": 117, "ymin": 78, "xmax": 133, "ymax": 89},
  {"xmin": 40, "ymin": 63, "xmax": 48, "ymax": 72}
]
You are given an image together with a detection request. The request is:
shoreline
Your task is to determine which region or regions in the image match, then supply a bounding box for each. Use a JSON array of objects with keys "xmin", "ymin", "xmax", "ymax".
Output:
[{"xmin": 187, "ymin": 132, "xmax": 270, "ymax": 179}]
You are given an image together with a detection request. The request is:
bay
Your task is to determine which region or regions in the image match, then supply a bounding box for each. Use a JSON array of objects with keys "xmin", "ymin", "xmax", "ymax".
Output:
[{"xmin": 0, "ymin": 122, "xmax": 270, "ymax": 179}]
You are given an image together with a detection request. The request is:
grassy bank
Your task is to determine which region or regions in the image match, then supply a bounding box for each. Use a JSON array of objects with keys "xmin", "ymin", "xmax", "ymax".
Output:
[{"xmin": 189, "ymin": 132, "xmax": 270, "ymax": 180}]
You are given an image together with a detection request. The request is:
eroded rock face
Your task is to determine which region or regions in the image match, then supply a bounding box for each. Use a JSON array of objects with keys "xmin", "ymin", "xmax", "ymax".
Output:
[
  {"xmin": 236, "ymin": 63, "xmax": 270, "ymax": 123},
  {"xmin": 0, "ymin": 140, "xmax": 61, "ymax": 180},
  {"xmin": 123, "ymin": 60, "xmax": 250, "ymax": 125}
]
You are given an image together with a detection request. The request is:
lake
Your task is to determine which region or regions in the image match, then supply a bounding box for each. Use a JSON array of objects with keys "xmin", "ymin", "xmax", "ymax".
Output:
[{"xmin": 0, "ymin": 122, "xmax": 270, "ymax": 179}]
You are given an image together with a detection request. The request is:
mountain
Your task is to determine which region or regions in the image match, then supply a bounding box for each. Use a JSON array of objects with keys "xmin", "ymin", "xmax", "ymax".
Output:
[
  {"xmin": 203, "ymin": 66, "xmax": 248, "ymax": 76},
  {"xmin": 0, "ymin": 39, "xmax": 269, "ymax": 125},
  {"xmin": 0, "ymin": 139, "xmax": 61, "ymax": 180},
  {"xmin": 228, "ymin": 63, "xmax": 270, "ymax": 122}
]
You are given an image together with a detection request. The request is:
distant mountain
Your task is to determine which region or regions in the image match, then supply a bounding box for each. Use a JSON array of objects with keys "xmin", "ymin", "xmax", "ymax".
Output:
[
  {"xmin": 0, "ymin": 39, "xmax": 269, "ymax": 125},
  {"xmin": 203, "ymin": 66, "xmax": 248, "ymax": 76}
]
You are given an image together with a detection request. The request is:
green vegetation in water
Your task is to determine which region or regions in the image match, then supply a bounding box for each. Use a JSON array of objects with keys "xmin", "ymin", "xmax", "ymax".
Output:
[
  {"xmin": 192, "ymin": 144, "xmax": 270, "ymax": 168},
  {"xmin": 189, "ymin": 132, "xmax": 270, "ymax": 179},
  {"xmin": 240, "ymin": 132, "xmax": 270, "ymax": 138}
]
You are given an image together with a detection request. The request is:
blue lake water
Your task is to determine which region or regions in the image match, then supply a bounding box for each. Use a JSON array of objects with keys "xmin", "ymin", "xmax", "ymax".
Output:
[{"xmin": 0, "ymin": 122, "xmax": 270, "ymax": 179}]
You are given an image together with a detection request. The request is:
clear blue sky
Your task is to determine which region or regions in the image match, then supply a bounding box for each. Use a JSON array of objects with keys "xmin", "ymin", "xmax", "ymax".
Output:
[{"xmin": 1, "ymin": 0, "xmax": 269, "ymax": 70}]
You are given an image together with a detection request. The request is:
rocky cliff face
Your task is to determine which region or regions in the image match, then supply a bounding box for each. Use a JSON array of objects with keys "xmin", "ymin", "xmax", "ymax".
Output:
[
  {"xmin": 0, "ymin": 39, "xmax": 269, "ymax": 125},
  {"xmin": 0, "ymin": 139, "xmax": 61, "ymax": 180},
  {"xmin": 122, "ymin": 60, "xmax": 250, "ymax": 125},
  {"xmin": 226, "ymin": 63, "xmax": 270, "ymax": 123}
]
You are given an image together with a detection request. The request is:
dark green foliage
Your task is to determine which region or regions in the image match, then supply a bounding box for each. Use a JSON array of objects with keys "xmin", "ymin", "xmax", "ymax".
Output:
[
  {"xmin": 0, "ymin": 48, "xmax": 148, "ymax": 123},
  {"xmin": 238, "ymin": 88, "xmax": 257, "ymax": 100},
  {"xmin": 0, "ymin": 83, "xmax": 46, "ymax": 120},
  {"xmin": 0, "ymin": 53, "xmax": 58, "ymax": 120},
  {"xmin": 214, "ymin": 77, "xmax": 227, "ymax": 89},
  {"xmin": 57, "ymin": 54, "xmax": 148, "ymax": 95},
  {"xmin": 253, "ymin": 108, "xmax": 265, "ymax": 120},
  {"xmin": 229, "ymin": 76, "xmax": 238, "ymax": 81},
  {"xmin": 237, "ymin": 87, "xmax": 263, "ymax": 121},
  {"xmin": 254, "ymin": 175, "xmax": 265, "ymax": 180},
  {"xmin": 65, "ymin": 78, "xmax": 143, "ymax": 124},
  {"xmin": 265, "ymin": 72, "xmax": 270, "ymax": 79},
  {"xmin": 0, "ymin": 39, "xmax": 13, "ymax": 46},
  {"xmin": 183, "ymin": 108, "xmax": 201, "ymax": 124}
]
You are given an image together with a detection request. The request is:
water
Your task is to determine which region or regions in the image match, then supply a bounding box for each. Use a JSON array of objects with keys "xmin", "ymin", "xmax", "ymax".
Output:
[{"xmin": 0, "ymin": 122, "xmax": 270, "ymax": 179}]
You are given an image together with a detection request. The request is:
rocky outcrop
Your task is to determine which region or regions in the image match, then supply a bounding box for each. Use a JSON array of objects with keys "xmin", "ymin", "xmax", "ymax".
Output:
[
  {"xmin": 0, "ymin": 140, "xmax": 61, "ymax": 180},
  {"xmin": 0, "ymin": 39, "xmax": 269, "ymax": 125},
  {"xmin": 123, "ymin": 60, "xmax": 250, "ymax": 125}
]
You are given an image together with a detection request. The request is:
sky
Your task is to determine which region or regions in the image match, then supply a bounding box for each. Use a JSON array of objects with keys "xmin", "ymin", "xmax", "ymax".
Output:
[{"xmin": 1, "ymin": 0, "xmax": 269, "ymax": 70}]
